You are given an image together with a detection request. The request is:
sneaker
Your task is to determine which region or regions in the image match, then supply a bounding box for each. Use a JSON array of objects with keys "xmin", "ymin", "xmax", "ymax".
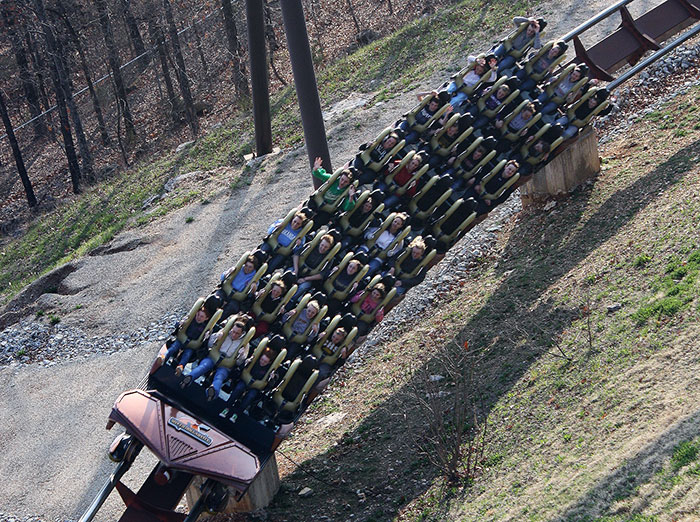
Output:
[
  {"xmin": 180, "ymin": 375, "xmax": 192, "ymax": 389},
  {"xmin": 206, "ymin": 386, "xmax": 216, "ymax": 401},
  {"xmin": 174, "ymin": 365, "xmax": 184, "ymax": 377}
]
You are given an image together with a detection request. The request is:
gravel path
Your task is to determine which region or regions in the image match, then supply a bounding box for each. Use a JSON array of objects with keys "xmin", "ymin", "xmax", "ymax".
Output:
[{"xmin": 0, "ymin": 1, "xmax": 677, "ymax": 520}]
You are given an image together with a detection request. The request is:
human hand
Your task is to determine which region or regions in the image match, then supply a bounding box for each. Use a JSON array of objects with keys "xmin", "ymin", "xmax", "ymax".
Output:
[{"xmin": 313, "ymin": 157, "xmax": 323, "ymax": 170}]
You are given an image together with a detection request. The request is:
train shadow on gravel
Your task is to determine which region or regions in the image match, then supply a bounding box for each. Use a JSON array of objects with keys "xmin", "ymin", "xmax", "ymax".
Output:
[{"xmin": 260, "ymin": 139, "xmax": 700, "ymax": 522}]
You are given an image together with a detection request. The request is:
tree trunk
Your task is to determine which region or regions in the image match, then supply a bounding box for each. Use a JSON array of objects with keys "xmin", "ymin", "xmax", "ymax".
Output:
[
  {"xmin": 0, "ymin": 89, "xmax": 37, "ymax": 207},
  {"xmin": 147, "ymin": 16, "xmax": 178, "ymax": 120},
  {"xmin": 95, "ymin": 0, "xmax": 136, "ymax": 144},
  {"xmin": 346, "ymin": 0, "xmax": 361, "ymax": 34},
  {"xmin": 32, "ymin": 0, "xmax": 81, "ymax": 193},
  {"xmin": 162, "ymin": 0, "xmax": 198, "ymax": 137},
  {"xmin": 55, "ymin": 31, "xmax": 94, "ymax": 179},
  {"xmin": 221, "ymin": 0, "xmax": 249, "ymax": 97},
  {"xmin": 58, "ymin": 7, "xmax": 110, "ymax": 146},
  {"xmin": 264, "ymin": 1, "xmax": 287, "ymax": 86},
  {"xmin": 119, "ymin": 0, "xmax": 146, "ymax": 57},
  {"xmin": 191, "ymin": 17, "xmax": 208, "ymax": 75},
  {"xmin": 25, "ymin": 28, "xmax": 54, "ymax": 136},
  {"xmin": 1, "ymin": 4, "xmax": 45, "ymax": 138}
]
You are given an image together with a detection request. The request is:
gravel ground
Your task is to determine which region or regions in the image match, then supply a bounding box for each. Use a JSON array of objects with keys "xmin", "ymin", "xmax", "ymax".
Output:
[{"xmin": 0, "ymin": 0, "xmax": 682, "ymax": 520}]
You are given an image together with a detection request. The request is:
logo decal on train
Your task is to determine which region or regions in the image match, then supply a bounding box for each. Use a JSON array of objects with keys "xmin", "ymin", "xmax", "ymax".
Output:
[{"xmin": 167, "ymin": 417, "xmax": 213, "ymax": 446}]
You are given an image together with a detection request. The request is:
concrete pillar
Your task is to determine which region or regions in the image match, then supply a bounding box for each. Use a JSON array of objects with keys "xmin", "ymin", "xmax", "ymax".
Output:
[
  {"xmin": 185, "ymin": 454, "xmax": 281, "ymax": 514},
  {"xmin": 520, "ymin": 125, "xmax": 601, "ymax": 206}
]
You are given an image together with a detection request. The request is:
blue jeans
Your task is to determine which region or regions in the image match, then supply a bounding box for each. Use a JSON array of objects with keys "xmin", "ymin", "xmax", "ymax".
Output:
[
  {"xmin": 165, "ymin": 340, "xmax": 194, "ymax": 367},
  {"xmin": 188, "ymin": 358, "xmax": 230, "ymax": 397},
  {"xmin": 229, "ymin": 380, "xmax": 261, "ymax": 410},
  {"xmin": 292, "ymin": 280, "xmax": 314, "ymax": 301},
  {"xmin": 399, "ymin": 120, "xmax": 421, "ymax": 144}
]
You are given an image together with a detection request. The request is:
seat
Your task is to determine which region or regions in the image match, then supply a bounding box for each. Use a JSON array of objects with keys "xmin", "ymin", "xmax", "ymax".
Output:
[
  {"xmin": 433, "ymin": 200, "xmax": 477, "ymax": 250},
  {"xmin": 431, "ymin": 198, "xmax": 475, "ymax": 237},
  {"xmin": 239, "ymin": 337, "xmax": 287, "ymax": 391},
  {"xmin": 251, "ymin": 274, "xmax": 298, "ymax": 323},
  {"xmin": 356, "ymin": 128, "xmax": 406, "ymax": 173},
  {"xmin": 501, "ymin": 20, "xmax": 546, "ymax": 60},
  {"xmin": 311, "ymin": 315, "xmax": 359, "ymax": 365},
  {"xmin": 499, "ymin": 100, "xmax": 542, "ymax": 142},
  {"xmin": 310, "ymin": 168, "xmax": 360, "ymax": 214},
  {"xmin": 407, "ymin": 175, "xmax": 453, "ymax": 221},
  {"xmin": 207, "ymin": 317, "xmax": 257, "ymax": 369},
  {"xmin": 349, "ymin": 278, "xmax": 397, "ymax": 323},
  {"xmin": 263, "ymin": 209, "xmax": 315, "ymax": 257},
  {"xmin": 522, "ymin": 41, "xmax": 567, "ymax": 83},
  {"xmin": 364, "ymin": 212, "xmax": 412, "ymax": 260},
  {"xmin": 281, "ymin": 294, "xmax": 329, "ymax": 344},
  {"xmin": 428, "ymin": 114, "xmax": 474, "ymax": 157},
  {"xmin": 453, "ymin": 137, "xmax": 498, "ymax": 183},
  {"xmin": 322, "ymin": 253, "xmax": 370, "ymax": 301},
  {"xmin": 295, "ymin": 231, "xmax": 342, "ymax": 277},
  {"xmin": 175, "ymin": 297, "xmax": 223, "ymax": 350},
  {"xmin": 477, "ymin": 161, "xmax": 521, "ymax": 202},
  {"xmin": 519, "ymin": 124, "xmax": 563, "ymax": 166},
  {"xmin": 269, "ymin": 355, "xmax": 319, "ymax": 421},
  {"xmin": 337, "ymin": 190, "xmax": 386, "ymax": 238},
  {"xmin": 451, "ymin": 53, "xmax": 493, "ymax": 96},
  {"xmin": 475, "ymin": 77, "xmax": 521, "ymax": 119},
  {"xmin": 220, "ymin": 251, "xmax": 268, "ymax": 302},
  {"xmin": 544, "ymin": 64, "xmax": 588, "ymax": 106},
  {"xmin": 565, "ymin": 88, "xmax": 611, "ymax": 129},
  {"xmin": 402, "ymin": 93, "xmax": 451, "ymax": 134},
  {"xmin": 381, "ymin": 151, "xmax": 430, "ymax": 196},
  {"xmin": 393, "ymin": 240, "xmax": 437, "ymax": 280}
]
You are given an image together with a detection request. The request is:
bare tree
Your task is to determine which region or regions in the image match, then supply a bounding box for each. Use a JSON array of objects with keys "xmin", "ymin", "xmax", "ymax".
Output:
[
  {"xmin": 162, "ymin": 0, "xmax": 198, "ymax": 137},
  {"xmin": 95, "ymin": 0, "xmax": 136, "ymax": 145},
  {"xmin": 55, "ymin": 1, "xmax": 110, "ymax": 146},
  {"xmin": 221, "ymin": 0, "xmax": 249, "ymax": 96},
  {"xmin": 407, "ymin": 343, "xmax": 489, "ymax": 483},
  {"xmin": 1, "ymin": 2, "xmax": 45, "ymax": 138},
  {"xmin": 25, "ymin": 27, "xmax": 54, "ymax": 135},
  {"xmin": 0, "ymin": 88, "xmax": 36, "ymax": 207},
  {"xmin": 53, "ymin": 27, "xmax": 94, "ymax": 179},
  {"xmin": 147, "ymin": 12, "xmax": 178, "ymax": 120},
  {"xmin": 32, "ymin": 0, "xmax": 82, "ymax": 193},
  {"xmin": 119, "ymin": 0, "xmax": 146, "ymax": 58}
]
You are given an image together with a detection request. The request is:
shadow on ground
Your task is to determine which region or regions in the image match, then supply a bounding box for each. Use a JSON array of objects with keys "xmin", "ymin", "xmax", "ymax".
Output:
[{"xmin": 251, "ymin": 139, "xmax": 700, "ymax": 522}]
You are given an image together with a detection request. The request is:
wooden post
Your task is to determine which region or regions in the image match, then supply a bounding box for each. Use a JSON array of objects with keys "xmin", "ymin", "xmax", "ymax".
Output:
[
  {"xmin": 520, "ymin": 126, "xmax": 601, "ymax": 205},
  {"xmin": 246, "ymin": 0, "xmax": 273, "ymax": 156},
  {"xmin": 280, "ymin": 0, "xmax": 332, "ymax": 188}
]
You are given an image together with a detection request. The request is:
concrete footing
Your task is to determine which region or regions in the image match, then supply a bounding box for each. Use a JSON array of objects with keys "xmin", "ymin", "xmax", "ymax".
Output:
[
  {"xmin": 520, "ymin": 125, "xmax": 601, "ymax": 206},
  {"xmin": 185, "ymin": 453, "xmax": 281, "ymax": 514}
]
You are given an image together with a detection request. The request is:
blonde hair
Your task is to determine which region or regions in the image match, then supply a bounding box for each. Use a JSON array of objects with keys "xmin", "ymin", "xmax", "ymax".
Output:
[{"xmin": 409, "ymin": 236, "xmax": 426, "ymax": 251}]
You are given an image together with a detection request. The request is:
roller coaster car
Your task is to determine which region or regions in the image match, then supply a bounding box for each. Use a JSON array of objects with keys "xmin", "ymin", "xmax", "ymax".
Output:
[{"xmin": 99, "ymin": 341, "xmax": 302, "ymax": 521}]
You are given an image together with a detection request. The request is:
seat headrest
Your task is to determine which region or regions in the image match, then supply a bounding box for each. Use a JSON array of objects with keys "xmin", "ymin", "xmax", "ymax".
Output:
[
  {"xmin": 281, "ymin": 270, "xmax": 297, "ymax": 288},
  {"xmin": 311, "ymin": 291, "xmax": 328, "ymax": 306},
  {"xmin": 339, "ymin": 313, "xmax": 357, "ymax": 330},
  {"xmin": 203, "ymin": 294, "xmax": 221, "ymax": 316},
  {"xmin": 269, "ymin": 334, "xmax": 287, "ymax": 351},
  {"xmin": 353, "ymin": 251, "xmax": 370, "ymax": 265}
]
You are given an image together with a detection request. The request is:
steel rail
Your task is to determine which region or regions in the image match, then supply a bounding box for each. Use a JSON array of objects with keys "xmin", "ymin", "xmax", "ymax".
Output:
[
  {"xmin": 78, "ymin": 458, "xmax": 133, "ymax": 522},
  {"xmin": 608, "ymin": 21, "xmax": 700, "ymax": 88}
]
